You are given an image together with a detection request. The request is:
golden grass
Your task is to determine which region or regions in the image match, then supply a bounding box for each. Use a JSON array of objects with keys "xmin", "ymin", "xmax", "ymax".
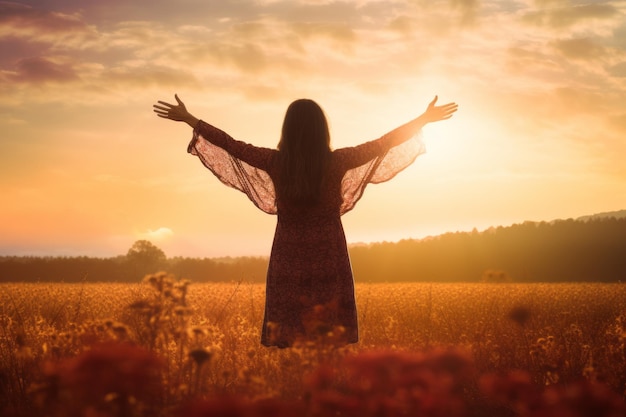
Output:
[{"xmin": 1, "ymin": 278, "xmax": 626, "ymax": 416}]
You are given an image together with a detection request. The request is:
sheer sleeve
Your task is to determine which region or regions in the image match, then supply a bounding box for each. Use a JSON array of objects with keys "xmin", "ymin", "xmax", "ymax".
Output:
[
  {"xmin": 187, "ymin": 120, "xmax": 277, "ymax": 215},
  {"xmin": 335, "ymin": 131, "xmax": 425, "ymax": 215}
]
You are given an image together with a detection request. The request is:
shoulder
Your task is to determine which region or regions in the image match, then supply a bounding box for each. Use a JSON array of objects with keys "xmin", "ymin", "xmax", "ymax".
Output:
[{"xmin": 330, "ymin": 137, "xmax": 386, "ymax": 170}]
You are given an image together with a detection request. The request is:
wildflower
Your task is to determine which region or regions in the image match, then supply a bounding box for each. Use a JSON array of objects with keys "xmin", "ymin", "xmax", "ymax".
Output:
[
  {"xmin": 112, "ymin": 324, "xmax": 129, "ymax": 338},
  {"xmin": 265, "ymin": 322, "xmax": 281, "ymax": 346},
  {"xmin": 481, "ymin": 371, "xmax": 626, "ymax": 417},
  {"xmin": 174, "ymin": 306, "xmax": 189, "ymax": 316},
  {"xmin": 15, "ymin": 329, "xmax": 26, "ymax": 348},
  {"xmin": 144, "ymin": 274, "xmax": 159, "ymax": 286},
  {"xmin": 479, "ymin": 370, "xmax": 539, "ymax": 414},
  {"xmin": 305, "ymin": 348, "xmax": 473, "ymax": 417},
  {"xmin": 189, "ymin": 348, "xmax": 212, "ymax": 366},
  {"xmin": 36, "ymin": 342, "xmax": 162, "ymax": 415},
  {"xmin": 180, "ymin": 396, "xmax": 303, "ymax": 417},
  {"xmin": 508, "ymin": 305, "xmax": 531, "ymax": 326},
  {"xmin": 189, "ymin": 326, "xmax": 207, "ymax": 338}
]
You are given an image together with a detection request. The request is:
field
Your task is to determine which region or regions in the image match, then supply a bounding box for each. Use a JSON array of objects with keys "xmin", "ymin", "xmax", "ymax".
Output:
[{"xmin": 2, "ymin": 276, "xmax": 626, "ymax": 416}]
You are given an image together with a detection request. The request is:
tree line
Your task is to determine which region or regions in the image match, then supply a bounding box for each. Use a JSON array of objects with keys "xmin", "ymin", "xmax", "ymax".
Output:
[
  {"xmin": 0, "ymin": 240, "xmax": 268, "ymax": 283},
  {"xmin": 351, "ymin": 217, "xmax": 626, "ymax": 282},
  {"xmin": 1, "ymin": 217, "xmax": 625, "ymax": 283}
]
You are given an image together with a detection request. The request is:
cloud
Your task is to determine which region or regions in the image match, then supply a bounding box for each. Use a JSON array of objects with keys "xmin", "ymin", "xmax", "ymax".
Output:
[
  {"xmin": 450, "ymin": 0, "xmax": 479, "ymax": 26},
  {"xmin": 290, "ymin": 21, "xmax": 356, "ymax": 43},
  {"xmin": 0, "ymin": 0, "xmax": 481, "ymax": 104},
  {"xmin": 387, "ymin": 15, "xmax": 413, "ymax": 34},
  {"xmin": 210, "ymin": 42, "xmax": 270, "ymax": 73},
  {"xmin": 608, "ymin": 61, "xmax": 626, "ymax": 77},
  {"xmin": 139, "ymin": 227, "xmax": 174, "ymax": 241},
  {"xmin": 552, "ymin": 37, "xmax": 607, "ymax": 60},
  {"xmin": 522, "ymin": 3, "xmax": 619, "ymax": 29},
  {"xmin": 103, "ymin": 63, "xmax": 201, "ymax": 89},
  {"xmin": 0, "ymin": 1, "xmax": 93, "ymax": 42},
  {"xmin": 8, "ymin": 56, "xmax": 79, "ymax": 83},
  {"xmin": 1, "ymin": 0, "xmax": 624, "ymax": 112},
  {"xmin": 241, "ymin": 83, "xmax": 285, "ymax": 101},
  {"xmin": 175, "ymin": 18, "xmax": 358, "ymax": 75}
]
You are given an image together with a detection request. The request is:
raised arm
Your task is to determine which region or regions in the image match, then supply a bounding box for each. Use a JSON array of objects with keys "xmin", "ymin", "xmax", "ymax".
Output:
[
  {"xmin": 385, "ymin": 96, "xmax": 458, "ymax": 147},
  {"xmin": 153, "ymin": 94, "xmax": 275, "ymax": 172},
  {"xmin": 153, "ymin": 95, "xmax": 277, "ymax": 213},
  {"xmin": 336, "ymin": 96, "xmax": 458, "ymax": 169}
]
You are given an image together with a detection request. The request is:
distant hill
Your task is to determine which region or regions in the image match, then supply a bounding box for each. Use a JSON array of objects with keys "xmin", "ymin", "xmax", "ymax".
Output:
[
  {"xmin": 349, "ymin": 209, "xmax": 626, "ymax": 248},
  {"xmin": 348, "ymin": 215, "xmax": 626, "ymax": 282},
  {"xmin": 575, "ymin": 209, "xmax": 626, "ymax": 222}
]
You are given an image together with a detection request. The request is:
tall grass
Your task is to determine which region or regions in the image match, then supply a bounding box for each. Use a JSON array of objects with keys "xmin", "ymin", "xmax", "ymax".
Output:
[{"xmin": 1, "ymin": 277, "xmax": 625, "ymax": 416}]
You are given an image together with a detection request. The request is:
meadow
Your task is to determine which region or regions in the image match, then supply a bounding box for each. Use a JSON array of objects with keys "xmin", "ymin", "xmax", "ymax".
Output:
[{"xmin": 1, "ymin": 275, "xmax": 626, "ymax": 416}]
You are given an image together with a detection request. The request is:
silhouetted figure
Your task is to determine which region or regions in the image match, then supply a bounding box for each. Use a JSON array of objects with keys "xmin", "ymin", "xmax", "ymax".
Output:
[{"xmin": 153, "ymin": 95, "xmax": 457, "ymax": 347}]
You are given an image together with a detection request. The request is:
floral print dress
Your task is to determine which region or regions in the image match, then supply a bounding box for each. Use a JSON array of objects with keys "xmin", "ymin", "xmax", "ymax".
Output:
[{"xmin": 188, "ymin": 120, "xmax": 425, "ymax": 347}]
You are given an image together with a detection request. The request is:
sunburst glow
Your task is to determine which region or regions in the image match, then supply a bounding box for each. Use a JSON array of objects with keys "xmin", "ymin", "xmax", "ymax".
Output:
[{"xmin": 1, "ymin": 0, "xmax": 625, "ymax": 257}]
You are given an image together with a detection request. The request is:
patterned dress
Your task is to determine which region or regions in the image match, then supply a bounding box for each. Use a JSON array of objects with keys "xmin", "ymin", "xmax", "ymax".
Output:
[{"xmin": 188, "ymin": 120, "xmax": 425, "ymax": 347}]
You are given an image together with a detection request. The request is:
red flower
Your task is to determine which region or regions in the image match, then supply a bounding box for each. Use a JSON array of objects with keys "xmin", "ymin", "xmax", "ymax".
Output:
[
  {"xmin": 305, "ymin": 348, "xmax": 473, "ymax": 417},
  {"xmin": 180, "ymin": 396, "xmax": 303, "ymax": 417},
  {"xmin": 480, "ymin": 371, "xmax": 626, "ymax": 417}
]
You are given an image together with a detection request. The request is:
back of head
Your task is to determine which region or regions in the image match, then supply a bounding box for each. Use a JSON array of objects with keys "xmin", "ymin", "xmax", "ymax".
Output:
[{"xmin": 277, "ymin": 99, "xmax": 331, "ymax": 206}]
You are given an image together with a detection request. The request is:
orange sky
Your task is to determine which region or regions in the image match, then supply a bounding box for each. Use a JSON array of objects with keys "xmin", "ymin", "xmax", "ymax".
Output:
[{"xmin": 1, "ymin": 0, "xmax": 625, "ymax": 257}]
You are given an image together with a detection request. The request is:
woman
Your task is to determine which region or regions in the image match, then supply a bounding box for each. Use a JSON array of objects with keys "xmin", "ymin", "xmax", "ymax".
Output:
[{"xmin": 153, "ymin": 95, "xmax": 457, "ymax": 347}]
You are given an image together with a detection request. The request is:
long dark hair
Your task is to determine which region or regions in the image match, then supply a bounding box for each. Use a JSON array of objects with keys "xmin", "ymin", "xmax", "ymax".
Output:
[{"xmin": 277, "ymin": 99, "xmax": 331, "ymax": 206}]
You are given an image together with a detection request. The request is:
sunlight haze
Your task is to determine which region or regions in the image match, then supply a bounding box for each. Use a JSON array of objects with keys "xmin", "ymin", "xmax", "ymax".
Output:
[{"xmin": 1, "ymin": 0, "xmax": 625, "ymax": 257}]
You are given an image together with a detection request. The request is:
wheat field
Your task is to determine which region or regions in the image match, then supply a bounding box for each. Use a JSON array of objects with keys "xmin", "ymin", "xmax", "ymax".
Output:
[{"xmin": 2, "ymin": 276, "xmax": 626, "ymax": 416}]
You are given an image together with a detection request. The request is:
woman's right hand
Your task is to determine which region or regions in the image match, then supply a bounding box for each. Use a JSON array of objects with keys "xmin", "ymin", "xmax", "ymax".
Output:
[{"xmin": 153, "ymin": 94, "xmax": 199, "ymax": 127}]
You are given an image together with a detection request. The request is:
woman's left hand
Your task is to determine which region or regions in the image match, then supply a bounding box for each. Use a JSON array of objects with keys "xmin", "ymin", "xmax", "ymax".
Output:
[{"xmin": 423, "ymin": 96, "xmax": 458, "ymax": 123}]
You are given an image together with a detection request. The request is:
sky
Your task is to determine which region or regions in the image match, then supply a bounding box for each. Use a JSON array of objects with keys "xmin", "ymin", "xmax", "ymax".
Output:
[{"xmin": 1, "ymin": 0, "xmax": 625, "ymax": 258}]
